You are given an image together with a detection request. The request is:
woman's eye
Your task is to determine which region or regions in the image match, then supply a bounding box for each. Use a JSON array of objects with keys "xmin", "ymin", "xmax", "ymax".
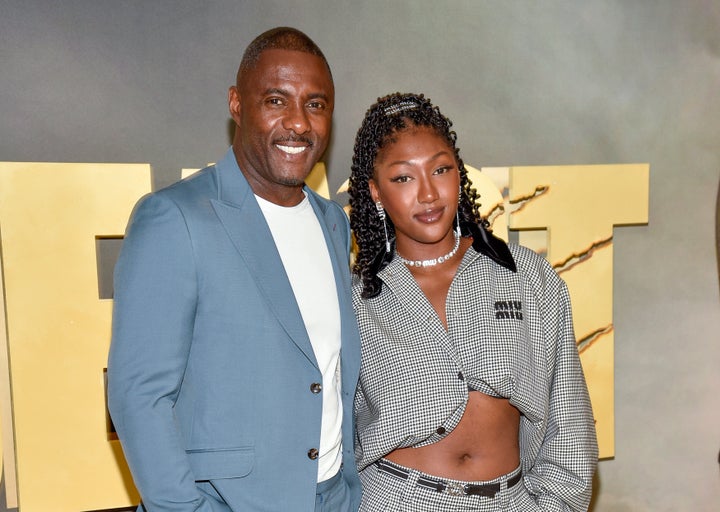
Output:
[{"xmin": 390, "ymin": 175, "xmax": 410, "ymax": 183}]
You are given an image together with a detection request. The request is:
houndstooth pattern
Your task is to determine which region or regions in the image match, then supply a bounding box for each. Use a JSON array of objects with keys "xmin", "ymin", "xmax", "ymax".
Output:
[
  {"xmin": 353, "ymin": 243, "xmax": 598, "ymax": 511},
  {"xmin": 358, "ymin": 461, "xmax": 530, "ymax": 511}
]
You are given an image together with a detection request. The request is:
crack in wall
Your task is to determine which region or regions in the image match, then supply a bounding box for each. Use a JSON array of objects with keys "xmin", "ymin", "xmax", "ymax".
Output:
[
  {"xmin": 508, "ymin": 185, "xmax": 548, "ymax": 214},
  {"xmin": 485, "ymin": 202, "xmax": 505, "ymax": 228},
  {"xmin": 555, "ymin": 236, "xmax": 613, "ymax": 274},
  {"xmin": 577, "ymin": 324, "xmax": 613, "ymax": 353}
]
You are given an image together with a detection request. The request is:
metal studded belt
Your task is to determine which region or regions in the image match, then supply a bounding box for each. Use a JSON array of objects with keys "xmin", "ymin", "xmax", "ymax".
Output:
[{"xmin": 376, "ymin": 459, "xmax": 522, "ymax": 498}]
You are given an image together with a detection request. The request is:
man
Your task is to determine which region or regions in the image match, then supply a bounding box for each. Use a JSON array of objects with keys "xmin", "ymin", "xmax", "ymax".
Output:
[{"xmin": 107, "ymin": 27, "xmax": 361, "ymax": 511}]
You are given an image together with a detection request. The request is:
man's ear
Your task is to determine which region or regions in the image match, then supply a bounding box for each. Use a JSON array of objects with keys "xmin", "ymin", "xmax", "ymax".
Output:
[{"xmin": 228, "ymin": 86, "xmax": 241, "ymax": 125}]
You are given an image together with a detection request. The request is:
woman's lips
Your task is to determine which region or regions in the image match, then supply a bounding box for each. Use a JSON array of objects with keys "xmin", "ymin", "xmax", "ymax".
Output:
[{"xmin": 415, "ymin": 207, "xmax": 445, "ymax": 223}]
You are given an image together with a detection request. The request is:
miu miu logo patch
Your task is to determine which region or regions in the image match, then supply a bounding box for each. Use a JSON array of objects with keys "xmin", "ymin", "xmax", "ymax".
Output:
[{"xmin": 495, "ymin": 300, "xmax": 523, "ymax": 320}]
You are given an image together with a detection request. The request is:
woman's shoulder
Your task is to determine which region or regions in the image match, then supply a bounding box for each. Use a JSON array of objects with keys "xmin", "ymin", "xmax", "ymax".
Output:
[
  {"xmin": 504, "ymin": 243, "xmax": 569, "ymax": 302},
  {"xmin": 507, "ymin": 243, "xmax": 555, "ymax": 273},
  {"xmin": 465, "ymin": 240, "xmax": 552, "ymax": 278}
]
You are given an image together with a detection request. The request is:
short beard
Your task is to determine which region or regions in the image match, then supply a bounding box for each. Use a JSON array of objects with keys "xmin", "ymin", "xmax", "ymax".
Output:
[{"xmin": 277, "ymin": 176, "xmax": 306, "ymax": 187}]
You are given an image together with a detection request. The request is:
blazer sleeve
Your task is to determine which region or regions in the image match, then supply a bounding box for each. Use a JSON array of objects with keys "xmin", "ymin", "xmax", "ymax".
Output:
[
  {"xmin": 524, "ymin": 274, "xmax": 599, "ymax": 511},
  {"xmin": 107, "ymin": 193, "xmax": 212, "ymax": 511}
]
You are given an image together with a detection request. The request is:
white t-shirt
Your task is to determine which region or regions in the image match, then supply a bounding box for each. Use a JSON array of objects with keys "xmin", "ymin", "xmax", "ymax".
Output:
[{"xmin": 256, "ymin": 193, "xmax": 343, "ymax": 482}]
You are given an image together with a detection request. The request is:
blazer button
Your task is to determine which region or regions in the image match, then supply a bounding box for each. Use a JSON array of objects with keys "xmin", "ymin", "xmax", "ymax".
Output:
[
  {"xmin": 308, "ymin": 448, "xmax": 319, "ymax": 460},
  {"xmin": 436, "ymin": 426, "xmax": 446, "ymax": 435},
  {"xmin": 310, "ymin": 382, "xmax": 322, "ymax": 394}
]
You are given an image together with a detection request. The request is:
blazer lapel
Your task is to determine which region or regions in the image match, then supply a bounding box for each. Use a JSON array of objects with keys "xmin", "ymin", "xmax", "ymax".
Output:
[
  {"xmin": 307, "ymin": 192, "xmax": 361, "ymax": 380},
  {"xmin": 210, "ymin": 149, "xmax": 317, "ymax": 367},
  {"xmin": 307, "ymin": 193, "xmax": 349, "ymax": 298}
]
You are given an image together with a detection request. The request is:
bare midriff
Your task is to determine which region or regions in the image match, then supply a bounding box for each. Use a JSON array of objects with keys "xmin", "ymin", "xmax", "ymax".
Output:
[
  {"xmin": 389, "ymin": 238, "xmax": 521, "ymax": 481},
  {"xmin": 384, "ymin": 391, "xmax": 520, "ymax": 481}
]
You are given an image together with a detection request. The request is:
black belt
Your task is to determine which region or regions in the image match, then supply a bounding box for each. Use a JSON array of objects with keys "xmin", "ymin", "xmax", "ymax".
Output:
[{"xmin": 376, "ymin": 459, "xmax": 522, "ymax": 498}]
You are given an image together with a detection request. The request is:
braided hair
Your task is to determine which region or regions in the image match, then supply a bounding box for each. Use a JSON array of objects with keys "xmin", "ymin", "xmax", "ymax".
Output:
[{"xmin": 349, "ymin": 92, "xmax": 485, "ymax": 298}]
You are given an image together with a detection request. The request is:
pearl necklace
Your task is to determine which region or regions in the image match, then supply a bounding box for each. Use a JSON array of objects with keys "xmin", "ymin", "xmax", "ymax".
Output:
[{"xmin": 397, "ymin": 232, "xmax": 461, "ymax": 268}]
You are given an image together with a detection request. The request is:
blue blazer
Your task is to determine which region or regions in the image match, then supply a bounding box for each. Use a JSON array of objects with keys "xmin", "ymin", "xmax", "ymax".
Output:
[{"xmin": 107, "ymin": 148, "xmax": 362, "ymax": 511}]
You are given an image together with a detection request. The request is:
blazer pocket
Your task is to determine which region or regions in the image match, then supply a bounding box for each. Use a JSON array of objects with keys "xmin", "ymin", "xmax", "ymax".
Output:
[{"xmin": 186, "ymin": 446, "xmax": 255, "ymax": 480}]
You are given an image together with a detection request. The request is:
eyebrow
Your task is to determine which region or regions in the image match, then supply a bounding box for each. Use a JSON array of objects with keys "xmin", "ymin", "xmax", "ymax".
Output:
[
  {"xmin": 265, "ymin": 87, "xmax": 331, "ymax": 102},
  {"xmin": 385, "ymin": 150, "xmax": 453, "ymax": 168}
]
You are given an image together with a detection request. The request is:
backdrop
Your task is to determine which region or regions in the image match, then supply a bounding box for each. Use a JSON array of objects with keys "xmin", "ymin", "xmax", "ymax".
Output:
[{"xmin": 1, "ymin": 1, "xmax": 718, "ymax": 511}]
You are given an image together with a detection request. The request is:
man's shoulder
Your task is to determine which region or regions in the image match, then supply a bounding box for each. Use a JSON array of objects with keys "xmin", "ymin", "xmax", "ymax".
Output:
[
  {"xmin": 126, "ymin": 166, "xmax": 219, "ymax": 223},
  {"xmin": 158, "ymin": 165, "xmax": 217, "ymax": 199}
]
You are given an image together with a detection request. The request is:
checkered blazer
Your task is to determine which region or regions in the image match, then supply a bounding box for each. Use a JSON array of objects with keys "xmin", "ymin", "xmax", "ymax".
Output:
[{"xmin": 353, "ymin": 243, "xmax": 598, "ymax": 511}]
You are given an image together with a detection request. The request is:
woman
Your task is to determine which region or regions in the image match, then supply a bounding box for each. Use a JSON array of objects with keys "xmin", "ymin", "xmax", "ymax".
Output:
[{"xmin": 349, "ymin": 92, "xmax": 598, "ymax": 511}]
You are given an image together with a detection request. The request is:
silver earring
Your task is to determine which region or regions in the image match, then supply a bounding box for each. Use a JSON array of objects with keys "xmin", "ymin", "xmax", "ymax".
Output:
[
  {"xmin": 455, "ymin": 189, "xmax": 462, "ymax": 237},
  {"xmin": 376, "ymin": 201, "xmax": 391, "ymax": 253}
]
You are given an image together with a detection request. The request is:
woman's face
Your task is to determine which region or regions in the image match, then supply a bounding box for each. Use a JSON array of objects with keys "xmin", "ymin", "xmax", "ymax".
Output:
[{"xmin": 369, "ymin": 126, "xmax": 460, "ymax": 260}]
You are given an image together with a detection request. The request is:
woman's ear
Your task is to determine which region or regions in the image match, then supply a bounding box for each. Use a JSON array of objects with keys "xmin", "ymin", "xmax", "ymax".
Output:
[{"xmin": 368, "ymin": 178, "xmax": 380, "ymax": 204}]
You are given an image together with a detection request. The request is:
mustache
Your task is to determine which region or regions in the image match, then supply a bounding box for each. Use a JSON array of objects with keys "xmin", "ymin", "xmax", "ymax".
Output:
[{"xmin": 276, "ymin": 136, "xmax": 313, "ymax": 147}]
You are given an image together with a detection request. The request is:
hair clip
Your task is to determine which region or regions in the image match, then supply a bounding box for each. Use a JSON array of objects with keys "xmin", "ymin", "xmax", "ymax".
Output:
[{"xmin": 384, "ymin": 100, "xmax": 418, "ymax": 116}]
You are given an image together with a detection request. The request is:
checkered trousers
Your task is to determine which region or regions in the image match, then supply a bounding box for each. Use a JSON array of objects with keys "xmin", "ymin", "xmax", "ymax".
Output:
[{"xmin": 352, "ymin": 244, "xmax": 598, "ymax": 511}]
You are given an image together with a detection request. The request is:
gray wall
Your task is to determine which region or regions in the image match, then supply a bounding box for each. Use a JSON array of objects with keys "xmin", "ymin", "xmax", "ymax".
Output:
[{"xmin": 2, "ymin": 1, "xmax": 719, "ymax": 510}]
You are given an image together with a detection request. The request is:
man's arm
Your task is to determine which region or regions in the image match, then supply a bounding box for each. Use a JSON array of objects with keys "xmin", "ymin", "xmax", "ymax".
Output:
[{"xmin": 107, "ymin": 193, "xmax": 211, "ymax": 511}]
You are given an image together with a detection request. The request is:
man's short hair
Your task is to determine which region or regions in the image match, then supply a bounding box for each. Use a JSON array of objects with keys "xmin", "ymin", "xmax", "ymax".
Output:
[{"xmin": 238, "ymin": 27, "xmax": 332, "ymax": 81}]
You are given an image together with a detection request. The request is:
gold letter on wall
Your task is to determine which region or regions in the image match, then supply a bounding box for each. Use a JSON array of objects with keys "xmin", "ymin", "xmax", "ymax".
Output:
[
  {"xmin": 0, "ymin": 162, "xmax": 150, "ymax": 511},
  {"xmin": 510, "ymin": 164, "xmax": 650, "ymax": 459}
]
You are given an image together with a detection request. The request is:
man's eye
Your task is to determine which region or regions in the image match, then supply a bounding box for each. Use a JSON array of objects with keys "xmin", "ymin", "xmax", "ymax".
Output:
[
  {"xmin": 307, "ymin": 101, "xmax": 326, "ymax": 110},
  {"xmin": 267, "ymin": 97, "xmax": 284, "ymax": 105}
]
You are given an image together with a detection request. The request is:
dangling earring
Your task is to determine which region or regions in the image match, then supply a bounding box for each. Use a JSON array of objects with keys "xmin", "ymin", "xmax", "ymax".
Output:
[
  {"xmin": 455, "ymin": 188, "xmax": 462, "ymax": 238},
  {"xmin": 376, "ymin": 201, "xmax": 391, "ymax": 253}
]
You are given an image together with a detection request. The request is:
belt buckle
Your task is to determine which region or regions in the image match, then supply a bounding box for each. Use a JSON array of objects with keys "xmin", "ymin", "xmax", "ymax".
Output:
[{"xmin": 444, "ymin": 481, "xmax": 466, "ymax": 496}]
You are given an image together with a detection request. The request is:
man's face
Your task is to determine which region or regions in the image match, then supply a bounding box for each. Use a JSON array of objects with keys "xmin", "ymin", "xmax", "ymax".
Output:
[{"xmin": 229, "ymin": 49, "xmax": 334, "ymax": 205}]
